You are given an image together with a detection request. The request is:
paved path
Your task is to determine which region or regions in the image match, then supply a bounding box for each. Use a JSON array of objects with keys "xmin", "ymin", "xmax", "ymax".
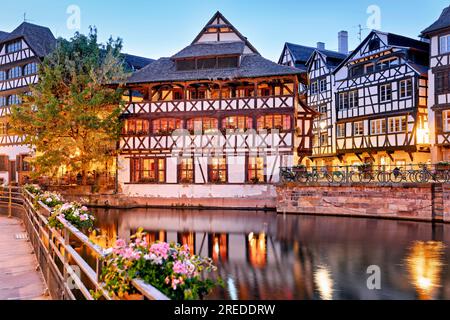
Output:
[{"xmin": 0, "ymin": 216, "xmax": 48, "ymax": 300}]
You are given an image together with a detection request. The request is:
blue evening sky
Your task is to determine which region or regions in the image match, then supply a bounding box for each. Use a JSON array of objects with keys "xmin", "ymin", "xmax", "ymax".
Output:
[{"xmin": 0, "ymin": 0, "xmax": 448, "ymax": 61}]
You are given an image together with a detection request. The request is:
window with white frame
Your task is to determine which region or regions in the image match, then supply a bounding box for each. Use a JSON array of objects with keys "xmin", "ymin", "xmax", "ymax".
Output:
[
  {"xmin": 311, "ymin": 81, "xmax": 318, "ymax": 95},
  {"xmin": 337, "ymin": 123, "xmax": 346, "ymax": 138},
  {"xmin": 319, "ymin": 79, "xmax": 327, "ymax": 92},
  {"xmin": 353, "ymin": 121, "xmax": 364, "ymax": 136},
  {"xmin": 388, "ymin": 116, "xmax": 407, "ymax": 133},
  {"xmin": 440, "ymin": 35, "xmax": 450, "ymax": 54},
  {"xmin": 380, "ymin": 84, "xmax": 392, "ymax": 102},
  {"xmin": 0, "ymin": 71, "xmax": 5, "ymax": 81},
  {"xmin": 399, "ymin": 79, "xmax": 412, "ymax": 98},
  {"xmin": 444, "ymin": 110, "xmax": 450, "ymax": 132},
  {"xmin": 349, "ymin": 90, "xmax": 358, "ymax": 108},
  {"xmin": 338, "ymin": 92, "xmax": 348, "ymax": 110},
  {"xmin": 370, "ymin": 119, "xmax": 386, "ymax": 135},
  {"xmin": 376, "ymin": 58, "xmax": 398, "ymax": 71},
  {"xmin": 23, "ymin": 63, "xmax": 38, "ymax": 76}
]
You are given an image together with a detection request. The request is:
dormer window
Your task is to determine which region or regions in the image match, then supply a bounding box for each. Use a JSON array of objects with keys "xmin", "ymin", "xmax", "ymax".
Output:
[
  {"xmin": 6, "ymin": 41, "xmax": 22, "ymax": 53},
  {"xmin": 176, "ymin": 55, "xmax": 239, "ymax": 71}
]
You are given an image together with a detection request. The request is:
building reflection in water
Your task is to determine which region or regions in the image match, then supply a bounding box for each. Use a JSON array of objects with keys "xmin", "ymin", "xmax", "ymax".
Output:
[
  {"xmin": 209, "ymin": 234, "xmax": 229, "ymax": 263},
  {"xmin": 314, "ymin": 265, "xmax": 334, "ymax": 300},
  {"xmin": 405, "ymin": 241, "xmax": 445, "ymax": 300},
  {"xmin": 88, "ymin": 208, "xmax": 450, "ymax": 300},
  {"xmin": 247, "ymin": 232, "xmax": 267, "ymax": 268}
]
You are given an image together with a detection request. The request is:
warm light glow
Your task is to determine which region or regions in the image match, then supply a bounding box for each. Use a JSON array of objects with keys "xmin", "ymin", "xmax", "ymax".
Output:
[
  {"xmin": 416, "ymin": 128, "xmax": 430, "ymax": 145},
  {"xmin": 248, "ymin": 232, "xmax": 267, "ymax": 268},
  {"xmin": 314, "ymin": 265, "xmax": 334, "ymax": 300},
  {"xmin": 319, "ymin": 121, "xmax": 327, "ymax": 130},
  {"xmin": 405, "ymin": 241, "xmax": 445, "ymax": 300}
]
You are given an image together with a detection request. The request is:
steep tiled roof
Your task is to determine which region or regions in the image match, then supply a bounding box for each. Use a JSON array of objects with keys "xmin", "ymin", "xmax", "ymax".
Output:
[
  {"xmin": 284, "ymin": 42, "xmax": 347, "ymax": 70},
  {"xmin": 0, "ymin": 31, "xmax": 8, "ymax": 42},
  {"xmin": 421, "ymin": 5, "xmax": 450, "ymax": 36},
  {"xmin": 122, "ymin": 53, "xmax": 154, "ymax": 71},
  {"xmin": 126, "ymin": 53, "xmax": 301, "ymax": 84},
  {"xmin": 0, "ymin": 22, "xmax": 56, "ymax": 57},
  {"xmin": 172, "ymin": 42, "xmax": 245, "ymax": 59}
]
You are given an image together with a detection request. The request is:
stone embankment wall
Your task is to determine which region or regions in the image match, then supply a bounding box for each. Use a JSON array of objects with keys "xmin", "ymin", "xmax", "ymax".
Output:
[{"xmin": 277, "ymin": 183, "xmax": 449, "ymax": 223}]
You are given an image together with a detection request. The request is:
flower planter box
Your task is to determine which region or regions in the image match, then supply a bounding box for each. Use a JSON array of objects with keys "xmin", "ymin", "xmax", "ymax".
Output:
[{"xmin": 123, "ymin": 293, "xmax": 145, "ymax": 301}]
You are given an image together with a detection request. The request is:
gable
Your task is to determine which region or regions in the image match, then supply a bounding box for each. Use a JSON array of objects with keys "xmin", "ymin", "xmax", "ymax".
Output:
[
  {"xmin": 191, "ymin": 12, "xmax": 258, "ymax": 54},
  {"xmin": 355, "ymin": 32, "xmax": 389, "ymax": 59}
]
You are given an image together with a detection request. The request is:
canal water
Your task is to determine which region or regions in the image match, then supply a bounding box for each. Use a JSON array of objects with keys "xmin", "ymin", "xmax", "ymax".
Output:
[{"xmin": 89, "ymin": 208, "xmax": 450, "ymax": 300}]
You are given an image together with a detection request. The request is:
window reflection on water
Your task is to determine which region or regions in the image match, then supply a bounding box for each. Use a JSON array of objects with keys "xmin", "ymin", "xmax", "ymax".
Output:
[{"xmin": 86, "ymin": 208, "xmax": 450, "ymax": 300}]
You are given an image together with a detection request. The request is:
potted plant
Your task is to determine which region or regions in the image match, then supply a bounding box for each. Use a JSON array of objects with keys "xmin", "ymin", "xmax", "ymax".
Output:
[{"xmin": 436, "ymin": 161, "xmax": 450, "ymax": 171}]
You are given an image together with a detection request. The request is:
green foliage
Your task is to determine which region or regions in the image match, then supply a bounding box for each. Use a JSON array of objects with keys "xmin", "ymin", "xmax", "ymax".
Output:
[
  {"xmin": 11, "ymin": 27, "xmax": 128, "ymax": 181},
  {"xmin": 100, "ymin": 229, "xmax": 222, "ymax": 300}
]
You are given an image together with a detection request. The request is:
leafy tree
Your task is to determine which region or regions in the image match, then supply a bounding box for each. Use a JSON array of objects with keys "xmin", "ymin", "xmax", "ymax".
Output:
[{"xmin": 11, "ymin": 27, "xmax": 128, "ymax": 184}]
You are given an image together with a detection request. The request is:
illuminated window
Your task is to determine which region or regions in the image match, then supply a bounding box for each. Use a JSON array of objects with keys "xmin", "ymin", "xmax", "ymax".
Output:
[
  {"xmin": 187, "ymin": 117, "xmax": 218, "ymax": 133},
  {"xmin": 152, "ymin": 118, "xmax": 182, "ymax": 134},
  {"xmin": 370, "ymin": 119, "xmax": 386, "ymax": 135},
  {"xmin": 131, "ymin": 158, "xmax": 165, "ymax": 183},
  {"xmin": 0, "ymin": 122, "xmax": 7, "ymax": 135},
  {"xmin": 400, "ymin": 79, "xmax": 413, "ymax": 98},
  {"xmin": 123, "ymin": 119, "xmax": 149, "ymax": 135},
  {"xmin": 320, "ymin": 132, "xmax": 329, "ymax": 146},
  {"xmin": 257, "ymin": 114, "xmax": 291, "ymax": 131},
  {"xmin": 248, "ymin": 157, "xmax": 265, "ymax": 183},
  {"xmin": 209, "ymin": 158, "xmax": 227, "ymax": 183},
  {"xmin": 179, "ymin": 158, "xmax": 194, "ymax": 183},
  {"xmin": 222, "ymin": 116, "xmax": 252, "ymax": 130},
  {"xmin": 388, "ymin": 116, "xmax": 407, "ymax": 133},
  {"xmin": 353, "ymin": 121, "xmax": 364, "ymax": 136},
  {"xmin": 443, "ymin": 110, "xmax": 450, "ymax": 132}
]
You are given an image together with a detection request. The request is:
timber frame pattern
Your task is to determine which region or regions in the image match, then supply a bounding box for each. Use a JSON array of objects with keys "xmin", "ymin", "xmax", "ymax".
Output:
[{"xmin": 118, "ymin": 12, "xmax": 316, "ymax": 186}]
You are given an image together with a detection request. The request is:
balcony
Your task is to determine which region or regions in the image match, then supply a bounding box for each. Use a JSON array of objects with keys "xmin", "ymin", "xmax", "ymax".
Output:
[{"xmin": 123, "ymin": 95, "xmax": 296, "ymax": 115}]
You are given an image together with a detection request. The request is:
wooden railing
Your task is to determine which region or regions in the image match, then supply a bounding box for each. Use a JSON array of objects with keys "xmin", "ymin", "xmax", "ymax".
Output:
[{"xmin": 4, "ymin": 187, "xmax": 169, "ymax": 300}]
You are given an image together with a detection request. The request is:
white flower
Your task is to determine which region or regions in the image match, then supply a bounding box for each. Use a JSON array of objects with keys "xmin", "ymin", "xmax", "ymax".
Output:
[
  {"xmin": 46, "ymin": 198, "xmax": 53, "ymax": 203},
  {"xmin": 104, "ymin": 248, "xmax": 114, "ymax": 255}
]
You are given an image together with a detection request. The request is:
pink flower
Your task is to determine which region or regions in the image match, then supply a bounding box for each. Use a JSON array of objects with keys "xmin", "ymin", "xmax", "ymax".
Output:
[{"xmin": 81, "ymin": 206, "xmax": 89, "ymax": 212}]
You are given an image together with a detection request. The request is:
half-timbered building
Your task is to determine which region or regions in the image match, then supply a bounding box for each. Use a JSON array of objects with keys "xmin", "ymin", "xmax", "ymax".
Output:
[
  {"xmin": 421, "ymin": 5, "xmax": 450, "ymax": 162},
  {"xmin": 305, "ymin": 48, "xmax": 347, "ymax": 165},
  {"xmin": 118, "ymin": 12, "xmax": 315, "ymax": 199},
  {"xmin": 0, "ymin": 22, "xmax": 56, "ymax": 184},
  {"xmin": 333, "ymin": 31, "xmax": 430, "ymax": 166}
]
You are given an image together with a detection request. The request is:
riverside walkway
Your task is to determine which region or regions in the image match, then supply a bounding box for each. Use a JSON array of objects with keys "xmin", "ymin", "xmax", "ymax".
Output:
[{"xmin": 0, "ymin": 216, "xmax": 48, "ymax": 300}]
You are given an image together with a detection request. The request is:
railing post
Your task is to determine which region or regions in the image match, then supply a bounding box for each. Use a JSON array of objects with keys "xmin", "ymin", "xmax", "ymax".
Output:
[{"xmin": 8, "ymin": 185, "xmax": 12, "ymax": 218}]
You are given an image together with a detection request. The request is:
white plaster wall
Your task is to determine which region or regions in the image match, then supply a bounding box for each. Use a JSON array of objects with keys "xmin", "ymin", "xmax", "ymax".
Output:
[
  {"xmin": 0, "ymin": 144, "xmax": 32, "ymax": 184},
  {"xmin": 120, "ymin": 183, "xmax": 276, "ymax": 199},
  {"xmin": 166, "ymin": 157, "xmax": 178, "ymax": 183},
  {"xmin": 228, "ymin": 155, "xmax": 245, "ymax": 183}
]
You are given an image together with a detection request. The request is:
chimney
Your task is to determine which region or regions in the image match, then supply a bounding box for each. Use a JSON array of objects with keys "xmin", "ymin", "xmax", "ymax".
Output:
[
  {"xmin": 317, "ymin": 42, "xmax": 325, "ymax": 51},
  {"xmin": 338, "ymin": 31, "xmax": 348, "ymax": 54}
]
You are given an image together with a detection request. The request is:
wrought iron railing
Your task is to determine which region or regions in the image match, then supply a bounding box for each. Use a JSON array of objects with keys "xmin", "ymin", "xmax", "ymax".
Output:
[
  {"xmin": 280, "ymin": 163, "xmax": 450, "ymax": 184},
  {"xmin": 3, "ymin": 188, "xmax": 169, "ymax": 300}
]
